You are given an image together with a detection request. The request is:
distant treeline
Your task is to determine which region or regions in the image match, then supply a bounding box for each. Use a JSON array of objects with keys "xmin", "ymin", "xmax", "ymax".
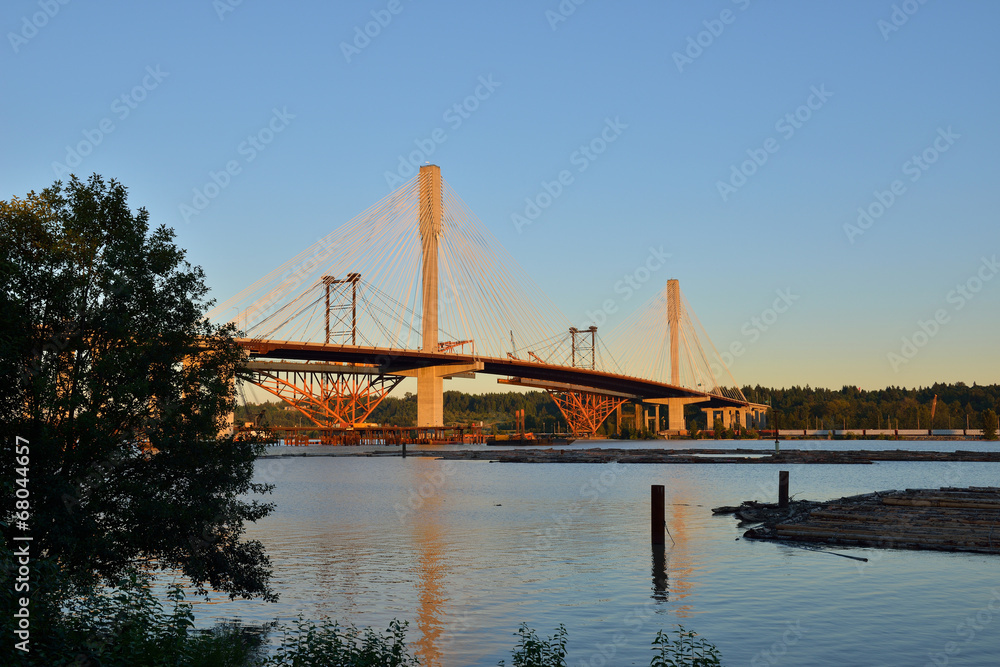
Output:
[
  {"xmin": 236, "ymin": 383, "xmax": 1000, "ymax": 432},
  {"xmin": 753, "ymin": 383, "xmax": 1000, "ymax": 430},
  {"xmin": 236, "ymin": 391, "xmax": 566, "ymax": 432}
]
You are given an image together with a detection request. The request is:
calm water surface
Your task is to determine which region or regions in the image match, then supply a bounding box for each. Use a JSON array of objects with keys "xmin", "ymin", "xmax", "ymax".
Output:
[{"xmin": 192, "ymin": 441, "xmax": 1000, "ymax": 666}]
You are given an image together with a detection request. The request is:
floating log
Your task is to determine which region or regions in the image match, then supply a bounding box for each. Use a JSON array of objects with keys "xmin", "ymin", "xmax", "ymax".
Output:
[
  {"xmin": 882, "ymin": 498, "xmax": 1000, "ymax": 510},
  {"xmin": 732, "ymin": 486, "xmax": 1000, "ymax": 555}
]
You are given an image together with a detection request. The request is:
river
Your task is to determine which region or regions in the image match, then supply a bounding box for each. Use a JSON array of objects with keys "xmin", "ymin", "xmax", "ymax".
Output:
[{"xmin": 191, "ymin": 440, "xmax": 1000, "ymax": 666}]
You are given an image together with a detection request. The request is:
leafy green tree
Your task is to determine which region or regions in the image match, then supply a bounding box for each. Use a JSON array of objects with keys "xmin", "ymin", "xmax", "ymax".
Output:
[
  {"xmin": 983, "ymin": 409, "xmax": 998, "ymax": 441},
  {"xmin": 650, "ymin": 626, "xmax": 722, "ymax": 666},
  {"xmin": 0, "ymin": 176, "xmax": 275, "ymax": 608}
]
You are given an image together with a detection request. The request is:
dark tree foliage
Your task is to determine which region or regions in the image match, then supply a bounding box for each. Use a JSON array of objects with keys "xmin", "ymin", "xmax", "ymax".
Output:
[
  {"xmin": 983, "ymin": 409, "xmax": 998, "ymax": 441},
  {"xmin": 242, "ymin": 383, "xmax": 1000, "ymax": 435},
  {"xmin": 239, "ymin": 390, "xmax": 566, "ymax": 432},
  {"xmin": 743, "ymin": 383, "xmax": 1000, "ymax": 431},
  {"xmin": 0, "ymin": 175, "xmax": 274, "ymax": 604}
]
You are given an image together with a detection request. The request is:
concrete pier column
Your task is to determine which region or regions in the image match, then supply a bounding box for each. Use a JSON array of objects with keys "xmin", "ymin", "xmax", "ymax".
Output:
[
  {"xmin": 417, "ymin": 165, "xmax": 443, "ymax": 427},
  {"xmin": 416, "ymin": 372, "xmax": 443, "ymax": 427},
  {"xmin": 668, "ymin": 398, "xmax": 686, "ymax": 432}
]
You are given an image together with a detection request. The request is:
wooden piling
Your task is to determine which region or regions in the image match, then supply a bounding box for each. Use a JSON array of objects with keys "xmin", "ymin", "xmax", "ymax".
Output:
[
  {"xmin": 651, "ymin": 484, "xmax": 665, "ymax": 545},
  {"xmin": 778, "ymin": 470, "xmax": 789, "ymax": 507}
]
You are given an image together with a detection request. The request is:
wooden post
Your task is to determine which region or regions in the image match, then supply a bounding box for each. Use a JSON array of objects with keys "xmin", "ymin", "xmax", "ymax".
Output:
[
  {"xmin": 651, "ymin": 543, "xmax": 668, "ymax": 602},
  {"xmin": 402, "ymin": 442, "xmax": 407, "ymax": 458},
  {"xmin": 778, "ymin": 470, "xmax": 789, "ymax": 507},
  {"xmin": 651, "ymin": 484, "xmax": 665, "ymax": 545}
]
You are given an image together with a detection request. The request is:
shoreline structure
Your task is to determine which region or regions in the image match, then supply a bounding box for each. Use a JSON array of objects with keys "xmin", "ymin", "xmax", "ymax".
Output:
[{"xmin": 261, "ymin": 447, "xmax": 1000, "ymax": 464}]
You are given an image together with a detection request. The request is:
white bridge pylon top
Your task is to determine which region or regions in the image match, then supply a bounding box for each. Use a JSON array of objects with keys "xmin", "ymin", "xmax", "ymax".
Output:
[{"xmin": 209, "ymin": 172, "xmax": 576, "ymax": 363}]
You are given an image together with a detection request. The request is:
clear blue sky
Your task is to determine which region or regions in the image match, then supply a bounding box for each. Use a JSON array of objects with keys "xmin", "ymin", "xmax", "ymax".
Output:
[{"xmin": 3, "ymin": 0, "xmax": 998, "ymax": 391}]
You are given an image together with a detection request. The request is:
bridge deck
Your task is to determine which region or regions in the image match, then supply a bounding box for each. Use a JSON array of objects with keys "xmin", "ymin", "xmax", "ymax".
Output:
[{"xmin": 238, "ymin": 338, "xmax": 758, "ymax": 409}]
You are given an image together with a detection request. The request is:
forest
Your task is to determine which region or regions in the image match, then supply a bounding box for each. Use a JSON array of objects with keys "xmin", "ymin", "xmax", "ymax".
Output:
[{"xmin": 236, "ymin": 382, "xmax": 1000, "ymax": 433}]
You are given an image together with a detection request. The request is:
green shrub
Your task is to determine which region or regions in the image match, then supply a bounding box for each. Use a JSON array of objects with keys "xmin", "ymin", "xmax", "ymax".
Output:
[
  {"xmin": 264, "ymin": 616, "xmax": 419, "ymax": 667},
  {"xmin": 498, "ymin": 623, "xmax": 568, "ymax": 667},
  {"xmin": 0, "ymin": 564, "xmax": 266, "ymax": 667},
  {"xmin": 650, "ymin": 625, "xmax": 722, "ymax": 667}
]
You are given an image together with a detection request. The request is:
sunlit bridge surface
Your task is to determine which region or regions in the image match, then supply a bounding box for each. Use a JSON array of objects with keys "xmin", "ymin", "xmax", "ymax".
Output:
[{"xmin": 208, "ymin": 165, "xmax": 766, "ymax": 438}]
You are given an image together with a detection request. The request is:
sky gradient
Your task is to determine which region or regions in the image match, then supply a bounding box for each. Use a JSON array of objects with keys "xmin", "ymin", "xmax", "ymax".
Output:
[{"xmin": 3, "ymin": 0, "xmax": 998, "ymax": 391}]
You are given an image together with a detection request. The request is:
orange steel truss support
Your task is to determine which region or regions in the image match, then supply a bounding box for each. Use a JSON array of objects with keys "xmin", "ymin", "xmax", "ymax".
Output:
[
  {"xmin": 250, "ymin": 368, "xmax": 402, "ymax": 428},
  {"xmin": 547, "ymin": 390, "xmax": 627, "ymax": 438},
  {"xmin": 438, "ymin": 340, "xmax": 475, "ymax": 354}
]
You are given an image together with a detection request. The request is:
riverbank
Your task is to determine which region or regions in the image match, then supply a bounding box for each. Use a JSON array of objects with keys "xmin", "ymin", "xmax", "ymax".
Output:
[{"xmin": 261, "ymin": 446, "xmax": 1000, "ymax": 464}]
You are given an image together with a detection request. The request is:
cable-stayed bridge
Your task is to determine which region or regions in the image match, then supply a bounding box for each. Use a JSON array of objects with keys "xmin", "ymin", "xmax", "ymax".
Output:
[{"xmin": 209, "ymin": 165, "xmax": 766, "ymax": 439}]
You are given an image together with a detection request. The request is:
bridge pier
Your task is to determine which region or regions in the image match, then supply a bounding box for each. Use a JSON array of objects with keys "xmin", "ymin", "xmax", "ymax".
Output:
[
  {"xmin": 701, "ymin": 406, "xmax": 768, "ymax": 433},
  {"xmin": 417, "ymin": 164, "xmax": 445, "ymax": 427},
  {"xmin": 416, "ymin": 370, "xmax": 443, "ymax": 428},
  {"xmin": 646, "ymin": 404, "xmax": 659, "ymax": 432},
  {"xmin": 647, "ymin": 397, "xmax": 708, "ymax": 435},
  {"xmin": 615, "ymin": 402, "xmax": 643, "ymax": 434}
]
